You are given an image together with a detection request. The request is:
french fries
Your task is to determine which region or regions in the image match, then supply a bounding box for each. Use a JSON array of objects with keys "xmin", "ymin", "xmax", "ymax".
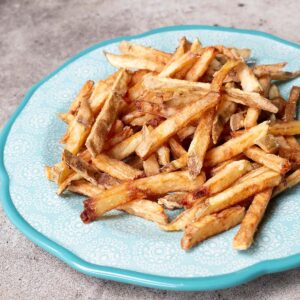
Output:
[{"xmin": 47, "ymin": 37, "xmax": 300, "ymax": 251}]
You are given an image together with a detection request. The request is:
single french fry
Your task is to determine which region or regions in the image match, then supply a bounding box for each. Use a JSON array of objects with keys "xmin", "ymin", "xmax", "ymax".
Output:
[
  {"xmin": 224, "ymin": 88, "xmax": 278, "ymax": 113},
  {"xmin": 253, "ymin": 62, "xmax": 287, "ymax": 77},
  {"xmin": 161, "ymin": 154, "xmax": 188, "ymax": 173},
  {"xmin": 215, "ymin": 45, "xmax": 251, "ymax": 60},
  {"xmin": 108, "ymin": 130, "xmax": 143, "ymax": 160},
  {"xmin": 268, "ymin": 70, "xmax": 300, "ymax": 81},
  {"xmin": 63, "ymin": 149, "xmax": 120, "ymax": 189},
  {"xmin": 105, "ymin": 52, "xmax": 165, "ymax": 72},
  {"xmin": 92, "ymin": 153, "xmax": 143, "ymax": 180},
  {"xmin": 81, "ymin": 170, "xmax": 206, "ymax": 222},
  {"xmin": 135, "ymin": 92, "xmax": 220, "ymax": 160},
  {"xmin": 168, "ymin": 137, "xmax": 187, "ymax": 159},
  {"xmin": 158, "ymin": 192, "xmax": 188, "ymax": 210},
  {"xmin": 212, "ymin": 99, "xmax": 237, "ymax": 144},
  {"xmin": 269, "ymin": 121, "xmax": 300, "ymax": 136},
  {"xmin": 177, "ymin": 126, "xmax": 196, "ymax": 141},
  {"xmin": 236, "ymin": 63, "xmax": 262, "ymax": 93},
  {"xmin": 283, "ymin": 86, "xmax": 300, "ymax": 121},
  {"xmin": 182, "ymin": 206, "xmax": 245, "ymax": 250},
  {"xmin": 168, "ymin": 37, "xmax": 191, "ymax": 65},
  {"xmin": 67, "ymin": 179, "xmax": 105, "ymax": 197},
  {"xmin": 233, "ymin": 188, "xmax": 273, "ymax": 250},
  {"xmin": 185, "ymin": 47, "xmax": 217, "ymax": 81},
  {"xmin": 157, "ymin": 145, "xmax": 170, "ymax": 166},
  {"xmin": 244, "ymin": 108, "xmax": 260, "ymax": 128},
  {"xmin": 210, "ymin": 155, "xmax": 245, "ymax": 177},
  {"xmin": 119, "ymin": 199, "xmax": 168, "ymax": 225},
  {"xmin": 272, "ymin": 169, "xmax": 300, "ymax": 197},
  {"xmin": 119, "ymin": 41, "xmax": 172, "ymax": 65},
  {"xmin": 188, "ymin": 108, "xmax": 214, "ymax": 177},
  {"xmin": 230, "ymin": 111, "xmax": 246, "ymax": 131},
  {"xmin": 205, "ymin": 121, "xmax": 269, "ymax": 167},
  {"xmin": 86, "ymin": 70, "xmax": 130, "ymax": 156},
  {"xmin": 143, "ymin": 153, "xmax": 160, "ymax": 176},
  {"xmin": 244, "ymin": 146, "xmax": 291, "ymax": 174},
  {"xmin": 255, "ymin": 134, "xmax": 279, "ymax": 153},
  {"xmin": 68, "ymin": 80, "xmax": 94, "ymax": 115}
]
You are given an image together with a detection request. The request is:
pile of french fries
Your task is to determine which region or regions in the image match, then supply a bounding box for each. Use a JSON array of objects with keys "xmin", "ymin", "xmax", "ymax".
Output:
[{"xmin": 45, "ymin": 37, "xmax": 300, "ymax": 251}]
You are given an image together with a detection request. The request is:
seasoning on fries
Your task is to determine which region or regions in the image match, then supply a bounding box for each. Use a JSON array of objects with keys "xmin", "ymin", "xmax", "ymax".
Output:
[{"xmin": 46, "ymin": 37, "xmax": 300, "ymax": 251}]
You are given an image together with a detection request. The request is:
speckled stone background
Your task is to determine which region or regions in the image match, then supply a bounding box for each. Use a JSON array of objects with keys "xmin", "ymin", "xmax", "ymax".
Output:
[{"xmin": 0, "ymin": 0, "xmax": 300, "ymax": 299}]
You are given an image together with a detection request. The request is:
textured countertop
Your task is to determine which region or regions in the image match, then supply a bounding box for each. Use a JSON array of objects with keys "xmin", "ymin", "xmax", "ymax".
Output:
[{"xmin": 1, "ymin": 0, "xmax": 300, "ymax": 299}]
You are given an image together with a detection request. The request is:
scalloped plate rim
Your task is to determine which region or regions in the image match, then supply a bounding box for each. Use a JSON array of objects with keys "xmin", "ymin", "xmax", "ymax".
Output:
[{"xmin": 1, "ymin": 25, "xmax": 300, "ymax": 291}]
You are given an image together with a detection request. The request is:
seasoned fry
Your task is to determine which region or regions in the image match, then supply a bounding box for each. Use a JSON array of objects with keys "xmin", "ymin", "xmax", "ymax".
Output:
[
  {"xmin": 283, "ymin": 86, "xmax": 300, "ymax": 121},
  {"xmin": 81, "ymin": 171, "xmax": 206, "ymax": 222},
  {"xmin": 92, "ymin": 153, "xmax": 143, "ymax": 180},
  {"xmin": 105, "ymin": 52, "xmax": 165, "ymax": 72},
  {"xmin": 185, "ymin": 47, "xmax": 217, "ymax": 81},
  {"xmin": 136, "ymin": 92, "xmax": 220, "ymax": 159},
  {"xmin": 269, "ymin": 120, "xmax": 300, "ymax": 136},
  {"xmin": 233, "ymin": 188, "xmax": 273, "ymax": 250},
  {"xmin": 205, "ymin": 121, "xmax": 269, "ymax": 167},
  {"xmin": 182, "ymin": 206, "xmax": 245, "ymax": 250},
  {"xmin": 157, "ymin": 145, "xmax": 170, "ymax": 166},
  {"xmin": 119, "ymin": 41, "xmax": 172, "ymax": 65},
  {"xmin": 188, "ymin": 108, "xmax": 214, "ymax": 177},
  {"xmin": 119, "ymin": 199, "xmax": 168, "ymax": 225},
  {"xmin": 244, "ymin": 146, "xmax": 291, "ymax": 174}
]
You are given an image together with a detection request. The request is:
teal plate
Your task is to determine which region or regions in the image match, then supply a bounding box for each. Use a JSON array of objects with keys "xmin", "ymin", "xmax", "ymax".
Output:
[{"xmin": 1, "ymin": 25, "xmax": 300, "ymax": 291}]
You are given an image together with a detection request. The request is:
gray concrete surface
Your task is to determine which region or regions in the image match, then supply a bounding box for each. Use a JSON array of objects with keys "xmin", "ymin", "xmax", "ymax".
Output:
[{"xmin": 1, "ymin": 0, "xmax": 300, "ymax": 299}]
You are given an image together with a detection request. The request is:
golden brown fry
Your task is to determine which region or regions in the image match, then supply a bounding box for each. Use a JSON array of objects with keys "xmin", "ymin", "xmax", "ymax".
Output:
[
  {"xmin": 157, "ymin": 145, "xmax": 170, "ymax": 166},
  {"xmin": 105, "ymin": 52, "xmax": 165, "ymax": 72},
  {"xmin": 119, "ymin": 199, "xmax": 168, "ymax": 225},
  {"xmin": 108, "ymin": 130, "xmax": 143, "ymax": 160},
  {"xmin": 76, "ymin": 95, "xmax": 94, "ymax": 128},
  {"xmin": 253, "ymin": 62, "xmax": 287, "ymax": 77},
  {"xmin": 237, "ymin": 63, "xmax": 262, "ymax": 93},
  {"xmin": 119, "ymin": 41, "xmax": 172, "ymax": 64},
  {"xmin": 233, "ymin": 188, "xmax": 273, "ymax": 250},
  {"xmin": 161, "ymin": 154, "xmax": 188, "ymax": 173},
  {"xmin": 67, "ymin": 179, "xmax": 105, "ymax": 197},
  {"xmin": 255, "ymin": 134, "xmax": 279, "ymax": 153},
  {"xmin": 188, "ymin": 109, "xmax": 214, "ymax": 177},
  {"xmin": 177, "ymin": 126, "xmax": 196, "ymax": 141},
  {"xmin": 212, "ymin": 99, "xmax": 237, "ymax": 144},
  {"xmin": 86, "ymin": 70, "xmax": 130, "ymax": 156},
  {"xmin": 273, "ymin": 169, "xmax": 300, "ymax": 197},
  {"xmin": 244, "ymin": 108, "xmax": 260, "ymax": 129},
  {"xmin": 92, "ymin": 153, "xmax": 143, "ymax": 180},
  {"xmin": 269, "ymin": 84, "xmax": 280, "ymax": 99},
  {"xmin": 182, "ymin": 206, "xmax": 245, "ymax": 250},
  {"xmin": 168, "ymin": 137, "xmax": 187, "ymax": 159},
  {"xmin": 269, "ymin": 121, "xmax": 300, "ymax": 136},
  {"xmin": 157, "ymin": 192, "xmax": 188, "ymax": 210},
  {"xmin": 230, "ymin": 111, "xmax": 246, "ymax": 131},
  {"xmin": 210, "ymin": 155, "xmax": 245, "ymax": 177},
  {"xmin": 58, "ymin": 112, "xmax": 75, "ymax": 124},
  {"xmin": 69, "ymin": 80, "xmax": 94, "ymax": 115},
  {"xmin": 185, "ymin": 47, "xmax": 217, "ymax": 81},
  {"xmin": 135, "ymin": 92, "xmax": 220, "ymax": 160},
  {"xmin": 81, "ymin": 170, "xmax": 206, "ymax": 222},
  {"xmin": 244, "ymin": 146, "xmax": 291, "ymax": 174},
  {"xmin": 215, "ymin": 45, "xmax": 251, "ymax": 60},
  {"xmin": 205, "ymin": 121, "xmax": 269, "ymax": 167},
  {"xmin": 103, "ymin": 126, "xmax": 133, "ymax": 150},
  {"xmin": 268, "ymin": 70, "xmax": 300, "ymax": 80},
  {"xmin": 283, "ymin": 86, "xmax": 300, "ymax": 121}
]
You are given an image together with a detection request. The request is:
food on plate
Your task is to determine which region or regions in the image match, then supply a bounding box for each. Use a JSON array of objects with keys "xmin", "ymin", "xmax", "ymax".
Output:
[{"xmin": 46, "ymin": 37, "xmax": 300, "ymax": 251}]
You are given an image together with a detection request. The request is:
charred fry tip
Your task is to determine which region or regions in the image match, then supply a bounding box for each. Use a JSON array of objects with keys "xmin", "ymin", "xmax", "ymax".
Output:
[{"xmin": 80, "ymin": 207, "xmax": 96, "ymax": 224}]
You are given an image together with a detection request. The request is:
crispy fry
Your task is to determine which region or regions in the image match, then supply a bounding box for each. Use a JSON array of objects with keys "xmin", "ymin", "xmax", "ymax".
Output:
[
  {"xmin": 177, "ymin": 126, "xmax": 196, "ymax": 141},
  {"xmin": 58, "ymin": 112, "xmax": 75, "ymax": 124},
  {"xmin": 253, "ymin": 62, "xmax": 287, "ymax": 77},
  {"xmin": 244, "ymin": 146, "xmax": 290, "ymax": 174},
  {"xmin": 119, "ymin": 41, "xmax": 171, "ymax": 64},
  {"xmin": 81, "ymin": 170, "xmax": 206, "ymax": 222},
  {"xmin": 135, "ymin": 92, "xmax": 220, "ymax": 159},
  {"xmin": 212, "ymin": 99, "xmax": 237, "ymax": 144},
  {"xmin": 230, "ymin": 111, "xmax": 245, "ymax": 131},
  {"xmin": 103, "ymin": 126, "xmax": 133, "ymax": 150},
  {"xmin": 255, "ymin": 134, "xmax": 279, "ymax": 153},
  {"xmin": 185, "ymin": 47, "xmax": 217, "ymax": 81},
  {"xmin": 161, "ymin": 154, "xmax": 187, "ymax": 173},
  {"xmin": 233, "ymin": 188, "xmax": 273, "ymax": 250},
  {"xmin": 67, "ymin": 179, "xmax": 105, "ymax": 197},
  {"xmin": 158, "ymin": 192, "xmax": 188, "ymax": 210},
  {"xmin": 119, "ymin": 199, "xmax": 168, "ymax": 225},
  {"xmin": 143, "ymin": 152, "xmax": 160, "ymax": 176},
  {"xmin": 188, "ymin": 109, "xmax": 214, "ymax": 177},
  {"xmin": 205, "ymin": 121, "xmax": 269, "ymax": 167},
  {"xmin": 182, "ymin": 206, "xmax": 245, "ymax": 250},
  {"xmin": 86, "ymin": 70, "xmax": 130, "ymax": 156},
  {"xmin": 92, "ymin": 153, "xmax": 143, "ymax": 180},
  {"xmin": 105, "ymin": 52, "xmax": 165, "ymax": 72},
  {"xmin": 273, "ymin": 169, "xmax": 300, "ymax": 197},
  {"xmin": 269, "ymin": 120, "xmax": 300, "ymax": 136},
  {"xmin": 168, "ymin": 137, "xmax": 187, "ymax": 159},
  {"xmin": 157, "ymin": 145, "xmax": 170, "ymax": 166},
  {"xmin": 108, "ymin": 130, "xmax": 143, "ymax": 160},
  {"xmin": 236, "ymin": 62, "xmax": 262, "ymax": 93},
  {"xmin": 283, "ymin": 86, "xmax": 300, "ymax": 121}
]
